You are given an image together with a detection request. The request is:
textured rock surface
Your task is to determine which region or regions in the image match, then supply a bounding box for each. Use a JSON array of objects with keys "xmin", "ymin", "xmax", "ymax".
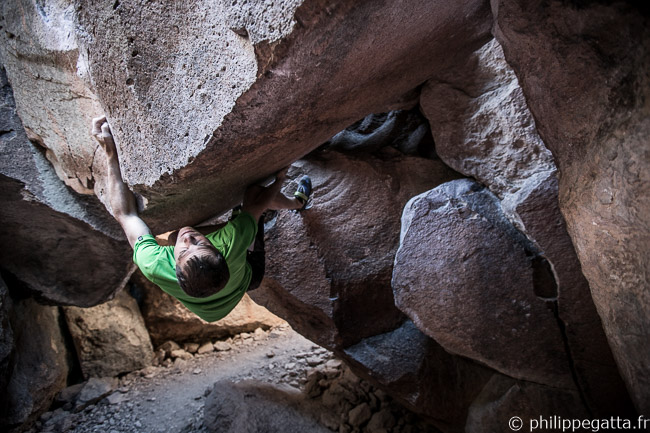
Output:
[
  {"xmin": 393, "ymin": 179, "xmax": 573, "ymax": 388},
  {"xmin": 134, "ymin": 272, "xmax": 285, "ymax": 346},
  {"xmin": 203, "ymin": 380, "xmax": 330, "ymax": 433},
  {"xmin": 250, "ymin": 149, "xmax": 459, "ymax": 349},
  {"xmin": 63, "ymin": 289, "xmax": 154, "ymax": 378},
  {"xmin": 465, "ymin": 374, "xmax": 588, "ymax": 433},
  {"xmin": 24, "ymin": 0, "xmax": 491, "ymax": 232},
  {"xmin": 0, "ymin": 0, "xmax": 103, "ymax": 194},
  {"xmin": 0, "ymin": 296, "xmax": 70, "ymax": 429},
  {"xmin": 492, "ymin": 0, "xmax": 650, "ymax": 413},
  {"xmin": 342, "ymin": 320, "xmax": 493, "ymax": 433},
  {"xmin": 514, "ymin": 172, "xmax": 633, "ymax": 415},
  {"xmin": 0, "ymin": 278, "xmax": 14, "ymax": 414},
  {"xmin": 421, "ymin": 38, "xmax": 555, "ymax": 204},
  {"xmin": 0, "ymin": 68, "xmax": 133, "ymax": 307}
]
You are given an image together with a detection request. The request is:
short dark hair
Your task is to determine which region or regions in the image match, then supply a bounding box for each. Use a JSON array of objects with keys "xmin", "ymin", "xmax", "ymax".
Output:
[{"xmin": 176, "ymin": 251, "xmax": 230, "ymax": 298}]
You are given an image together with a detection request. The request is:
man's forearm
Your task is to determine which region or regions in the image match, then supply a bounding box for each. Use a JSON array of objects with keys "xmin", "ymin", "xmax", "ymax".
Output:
[{"xmin": 106, "ymin": 152, "xmax": 138, "ymax": 219}]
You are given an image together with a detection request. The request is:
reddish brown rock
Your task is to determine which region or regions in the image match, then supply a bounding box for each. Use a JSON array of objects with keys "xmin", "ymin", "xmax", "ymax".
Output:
[
  {"xmin": 392, "ymin": 179, "xmax": 573, "ymax": 388},
  {"xmin": 134, "ymin": 272, "xmax": 285, "ymax": 346},
  {"xmin": 251, "ymin": 149, "xmax": 459, "ymax": 349},
  {"xmin": 492, "ymin": 0, "xmax": 650, "ymax": 413},
  {"xmin": 63, "ymin": 290, "xmax": 154, "ymax": 378}
]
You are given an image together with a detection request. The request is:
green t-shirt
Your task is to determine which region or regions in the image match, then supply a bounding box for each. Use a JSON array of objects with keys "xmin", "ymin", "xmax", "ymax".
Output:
[{"xmin": 133, "ymin": 212, "xmax": 258, "ymax": 322}]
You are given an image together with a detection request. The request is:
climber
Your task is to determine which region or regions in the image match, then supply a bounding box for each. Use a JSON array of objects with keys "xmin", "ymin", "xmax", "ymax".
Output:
[{"xmin": 91, "ymin": 115, "xmax": 312, "ymax": 322}]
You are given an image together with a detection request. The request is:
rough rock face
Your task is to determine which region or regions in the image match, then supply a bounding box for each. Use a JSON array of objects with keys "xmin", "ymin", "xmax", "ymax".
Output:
[
  {"xmin": 492, "ymin": 0, "xmax": 650, "ymax": 413},
  {"xmin": 342, "ymin": 320, "xmax": 493, "ymax": 432},
  {"xmin": 204, "ymin": 380, "xmax": 331, "ymax": 433},
  {"xmin": 392, "ymin": 180, "xmax": 573, "ymax": 388},
  {"xmin": 418, "ymin": 34, "xmax": 631, "ymax": 416},
  {"xmin": 251, "ymin": 149, "xmax": 459, "ymax": 349},
  {"xmin": 0, "ymin": 68, "xmax": 133, "ymax": 307},
  {"xmin": 2, "ymin": 0, "xmax": 492, "ymax": 233},
  {"xmin": 63, "ymin": 289, "xmax": 154, "ymax": 378},
  {"xmin": 514, "ymin": 172, "xmax": 633, "ymax": 415},
  {"xmin": 0, "ymin": 294, "xmax": 70, "ymax": 429},
  {"xmin": 0, "ymin": 278, "xmax": 14, "ymax": 410},
  {"xmin": 0, "ymin": 0, "xmax": 103, "ymax": 194},
  {"xmin": 134, "ymin": 272, "xmax": 285, "ymax": 346},
  {"xmin": 465, "ymin": 374, "xmax": 588, "ymax": 433},
  {"xmin": 421, "ymin": 37, "xmax": 555, "ymax": 205}
]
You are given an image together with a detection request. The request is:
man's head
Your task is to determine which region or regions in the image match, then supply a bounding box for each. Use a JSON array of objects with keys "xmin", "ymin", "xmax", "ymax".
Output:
[{"xmin": 174, "ymin": 227, "xmax": 229, "ymax": 298}]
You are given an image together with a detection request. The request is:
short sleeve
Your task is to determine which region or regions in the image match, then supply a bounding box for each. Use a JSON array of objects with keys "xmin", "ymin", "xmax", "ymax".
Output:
[{"xmin": 133, "ymin": 234, "xmax": 169, "ymax": 283}]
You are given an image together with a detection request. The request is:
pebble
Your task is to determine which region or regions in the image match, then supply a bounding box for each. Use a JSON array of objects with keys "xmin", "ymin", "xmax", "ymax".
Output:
[
  {"xmin": 193, "ymin": 368, "xmax": 202, "ymax": 375},
  {"xmin": 266, "ymin": 351, "xmax": 275, "ymax": 358},
  {"xmin": 306, "ymin": 356, "xmax": 323, "ymax": 367},
  {"xmin": 197, "ymin": 342, "xmax": 214, "ymax": 354},
  {"xmin": 214, "ymin": 341, "xmax": 232, "ymax": 352},
  {"xmin": 325, "ymin": 359, "xmax": 343, "ymax": 369},
  {"xmin": 183, "ymin": 343, "xmax": 200, "ymax": 353}
]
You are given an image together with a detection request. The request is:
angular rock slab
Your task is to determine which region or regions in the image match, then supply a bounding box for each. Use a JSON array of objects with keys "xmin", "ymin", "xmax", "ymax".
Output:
[
  {"xmin": 492, "ymin": 0, "xmax": 650, "ymax": 413},
  {"xmin": 250, "ymin": 149, "xmax": 459, "ymax": 349},
  {"xmin": 0, "ymin": 68, "xmax": 133, "ymax": 307},
  {"xmin": 0, "ymin": 295, "xmax": 70, "ymax": 429},
  {"xmin": 392, "ymin": 179, "xmax": 573, "ymax": 388},
  {"xmin": 342, "ymin": 320, "xmax": 493, "ymax": 433},
  {"xmin": 134, "ymin": 272, "xmax": 284, "ymax": 346},
  {"xmin": 73, "ymin": 0, "xmax": 490, "ymax": 232},
  {"xmin": 63, "ymin": 289, "xmax": 154, "ymax": 378}
]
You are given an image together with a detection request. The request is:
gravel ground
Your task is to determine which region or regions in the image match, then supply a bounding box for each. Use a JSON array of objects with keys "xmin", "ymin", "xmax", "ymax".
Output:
[{"xmin": 31, "ymin": 325, "xmax": 438, "ymax": 433}]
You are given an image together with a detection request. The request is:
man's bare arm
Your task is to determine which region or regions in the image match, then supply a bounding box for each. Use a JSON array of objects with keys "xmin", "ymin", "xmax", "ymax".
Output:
[{"xmin": 93, "ymin": 116, "xmax": 151, "ymax": 248}]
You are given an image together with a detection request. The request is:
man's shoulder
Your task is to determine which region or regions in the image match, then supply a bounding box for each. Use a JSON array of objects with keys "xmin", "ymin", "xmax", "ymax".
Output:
[{"xmin": 133, "ymin": 235, "xmax": 175, "ymax": 277}]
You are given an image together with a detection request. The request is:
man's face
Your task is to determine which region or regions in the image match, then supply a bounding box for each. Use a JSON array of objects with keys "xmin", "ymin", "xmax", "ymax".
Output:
[{"xmin": 174, "ymin": 227, "xmax": 219, "ymax": 268}]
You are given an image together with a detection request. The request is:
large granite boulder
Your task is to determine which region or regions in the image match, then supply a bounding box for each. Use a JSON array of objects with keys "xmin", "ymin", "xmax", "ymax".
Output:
[
  {"xmin": 420, "ymin": 35, "xmax": 631, "ymax": 415},
  {"xmin": 134, "ymin": 272, "xmax": 285, "ymax": 346},
  {"xmin": 392, "ymin": 179, "xmax": 573, "ymax": 388},
  {"xmin": 250, "ymin": 149, "xmax": 459, "ymax": 349},
  {"xmin": 63, "ymin": 289, "xmax": 154, "ymax": 378},
  {"xmin": 0, "ymin": 291, "xmax": 71, "ymax": 430},
  {"xmin": 0, "ymin": 68, "xmax": 133, "ymax": 307},
  {"xmin": 514, "ymin": 172, "xmax": 633, "ymax": 415},
  {"xmin": 492, "ymin": 0, "xmax": 650, "ymax": 413},
  {"xmin": 2, "ymin": 0, "xmax": 493, "ymax": 233}
]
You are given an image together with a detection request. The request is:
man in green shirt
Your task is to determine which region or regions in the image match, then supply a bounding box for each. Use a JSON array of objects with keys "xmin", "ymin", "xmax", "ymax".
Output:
[{"xmin": 92, "ymin": 116, "xmax": 312, "ymax": 322}]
